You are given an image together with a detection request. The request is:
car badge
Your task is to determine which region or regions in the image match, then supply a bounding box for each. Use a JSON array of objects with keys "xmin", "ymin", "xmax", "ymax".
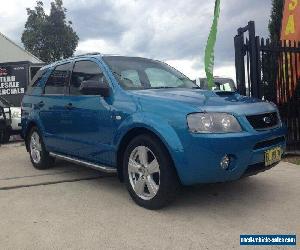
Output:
[{"xmin": 263, "ymin": 116, "xmax": 272, "ymax": 124}]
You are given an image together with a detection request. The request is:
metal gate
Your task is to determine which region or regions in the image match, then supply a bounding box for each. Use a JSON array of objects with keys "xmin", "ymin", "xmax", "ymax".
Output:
[{"xmin": 234, "ymin": 21, "xmax": 300, "ymax": 152}]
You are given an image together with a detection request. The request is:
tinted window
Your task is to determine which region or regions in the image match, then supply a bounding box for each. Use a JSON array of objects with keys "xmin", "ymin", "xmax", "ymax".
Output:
[
  {"xmin": 30, "ymin": 68, "xmax": 46, "ymax": 87},
  {"xmin": 26, "ymin": 68, "xmax": 47, "ymax": 95},
  {"xmin": 70, "ymin": 60, "xmax": 104, "ymax": 95},
  {"xmin": 44, "ymin": 63, "xmax": 71, "ymax": 94}
]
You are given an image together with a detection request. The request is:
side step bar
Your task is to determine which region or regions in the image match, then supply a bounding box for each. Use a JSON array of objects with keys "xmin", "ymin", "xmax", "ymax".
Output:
[{"xmin": 49, "ymin": 152, "xmax": 117, "ymax": 174}]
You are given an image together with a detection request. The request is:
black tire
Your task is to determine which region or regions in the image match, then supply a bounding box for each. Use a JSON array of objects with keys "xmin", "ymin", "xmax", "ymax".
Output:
[
  {"xmin": 1, "ymin": 128, "xmax": 11, "ymax": 143},
  {"xmin": 123, "ymin": 134, "xmax": 180, "ymax": 210},
  {"xmin": 27, "ymin": 127, "xmax": 55, "ymax": 170}
]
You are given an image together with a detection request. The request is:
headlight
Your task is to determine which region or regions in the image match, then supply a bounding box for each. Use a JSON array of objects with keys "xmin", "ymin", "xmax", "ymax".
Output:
[
  {"xmin": 187, "ymin": 113, "xmax": 242, "ymax": 133},
  {"xmin": 11, "ymin": 111, "xmax": 21, "ymax": 119}
]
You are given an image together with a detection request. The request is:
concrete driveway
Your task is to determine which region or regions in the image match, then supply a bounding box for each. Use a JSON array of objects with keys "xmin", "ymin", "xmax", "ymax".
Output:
[{"xmin": 0, "ymin": 143, "xmax": 299, "ymax": 249}]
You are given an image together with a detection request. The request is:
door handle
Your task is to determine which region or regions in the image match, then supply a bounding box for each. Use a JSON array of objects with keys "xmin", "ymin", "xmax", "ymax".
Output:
[
  {"xmin": 65, "ymin": 103, "xmax": 75, "ymax": 110},
  {"xmin": 37, "ymin": 101, "xmax": 45, "ymax": 108}
]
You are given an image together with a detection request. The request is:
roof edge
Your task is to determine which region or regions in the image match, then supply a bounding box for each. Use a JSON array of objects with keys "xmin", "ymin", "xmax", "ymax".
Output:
[{"xmin": 0, "ymin": 32, "xmax": 44, "ymax": 63}]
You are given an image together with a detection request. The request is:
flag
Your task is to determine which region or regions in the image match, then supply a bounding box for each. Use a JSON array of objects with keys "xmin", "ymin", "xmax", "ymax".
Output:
[{"xmin": 204, "ymin": 0, "xmax": 221, "ymax": 89}]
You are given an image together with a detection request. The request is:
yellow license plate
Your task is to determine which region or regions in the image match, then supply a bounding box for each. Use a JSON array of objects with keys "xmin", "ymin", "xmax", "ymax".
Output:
[{"xmin": 265, "ymin": 147, "xmax": 282, "ymax": 166}]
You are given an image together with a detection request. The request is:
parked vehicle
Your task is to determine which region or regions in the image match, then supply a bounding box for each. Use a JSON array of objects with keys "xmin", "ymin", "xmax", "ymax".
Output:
[
  {"xmin": 0, "ymin": 97, "xmax": 21, "ymax": 136},
  {"xmin": 0, "ymin": 61, "xmax": 42, "ymax": 142},
  {"xmin": 0, "ymin": 106, "xmax": 7, "ymax": 143},
  {"xmin": 0, "ymin": 61, "xmax": 44, "ymax": 107},
  {"xmin": 0, "ymin": 97, "xmax": 12, "ymax": 143},
  {"xmin": 196, "ymin": 77, "xmax": 237, "ymax": 92},
  {"xmin": 21, "ymin": 54, "xmax": 286, "ymax": 209}
]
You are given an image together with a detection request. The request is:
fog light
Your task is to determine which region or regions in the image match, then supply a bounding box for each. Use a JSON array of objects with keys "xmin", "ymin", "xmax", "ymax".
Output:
[{"xmin": 220, "ymin": 155, "xmax": 230, "ymax": 170}]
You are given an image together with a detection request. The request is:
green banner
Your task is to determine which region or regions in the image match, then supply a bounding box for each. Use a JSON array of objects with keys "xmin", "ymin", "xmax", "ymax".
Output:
[{"xmin": 204, "ymin": 0, "xmax": 221, "ymax": 89}]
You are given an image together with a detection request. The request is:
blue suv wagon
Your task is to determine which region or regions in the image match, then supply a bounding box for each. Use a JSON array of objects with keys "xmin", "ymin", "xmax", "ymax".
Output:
[{"xmin": 22, "ymin": 53, "xmax": 286, "ymax": 209}]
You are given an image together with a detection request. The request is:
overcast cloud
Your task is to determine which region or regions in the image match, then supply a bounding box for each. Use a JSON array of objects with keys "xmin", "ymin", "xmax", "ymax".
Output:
[{"xmin": 0, "ymin": 0, "xmax": 272, "ymax": 79}]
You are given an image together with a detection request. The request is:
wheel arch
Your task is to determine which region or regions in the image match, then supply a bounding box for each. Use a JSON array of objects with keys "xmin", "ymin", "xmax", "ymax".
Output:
[
  {"xmin": 116, "ymin": 126, "xmax": 182, "ymax": 183},
  {"xmin": 24, "ymin": 121, "xmax": 38, "ymax": 151}
]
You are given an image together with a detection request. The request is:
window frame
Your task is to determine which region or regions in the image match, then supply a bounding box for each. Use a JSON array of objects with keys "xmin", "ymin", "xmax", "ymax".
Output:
[
  {"xmin": 68, "ymin": 59, "xmax": 109, "ymax": 96},
  {"xmin": 29, "ymin": 68, "xmax": 47, "ymax": 88},
  {"xmin": 43, "ymin": 62, "xmax": 72, "ymax": 96}
]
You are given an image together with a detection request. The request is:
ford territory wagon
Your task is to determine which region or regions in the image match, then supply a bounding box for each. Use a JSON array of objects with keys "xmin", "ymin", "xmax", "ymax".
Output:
[{"xmin": 21, "ymin": 53, "xmax": 286, "ymax": 209}]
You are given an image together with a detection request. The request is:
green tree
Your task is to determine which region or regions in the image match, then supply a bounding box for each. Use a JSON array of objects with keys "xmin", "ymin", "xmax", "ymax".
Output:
[
  {"xmin": 268, "ymin": 0, "xmax": 284, "ymax": 43},
  {"xmin": 21, "ymin": 0, "xmax": 79, "ymax": 63}
]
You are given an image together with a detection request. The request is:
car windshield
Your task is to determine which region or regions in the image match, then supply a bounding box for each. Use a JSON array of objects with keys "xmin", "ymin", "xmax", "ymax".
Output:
[{"xmin": 103, "ymin": 56, "xmax": 198, "ymax": 90}]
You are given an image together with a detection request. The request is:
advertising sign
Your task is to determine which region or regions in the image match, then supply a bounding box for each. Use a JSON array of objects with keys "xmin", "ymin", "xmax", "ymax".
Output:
[
  {"xmin": 279, "ymin": 0, "xmax": 300, "ymax": 103},
  {"xmin": 281, "ymin": 0, "xmax": 300, "ymax": 40},
  {"xmin": 0, "ymin": 63, "xmax": 29, "ymax": 106}
]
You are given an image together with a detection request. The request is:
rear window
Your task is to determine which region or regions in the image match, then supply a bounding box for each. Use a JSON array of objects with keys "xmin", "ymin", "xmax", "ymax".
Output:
[
  {"xmin": 30, "ymin": 68, "xmax": 47, "ymax": 87},
  {"xmin": 44, "ymin": 63, "xmax": 71, "ymax": 95},
  {"xmin": 26, "ymin": 68, "xmax": 48, "ymax": 95}
]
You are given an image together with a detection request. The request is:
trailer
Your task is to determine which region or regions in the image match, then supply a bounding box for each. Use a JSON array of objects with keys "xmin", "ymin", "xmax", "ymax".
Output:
[
  {"xmin": 0, "ymin": 61, "xmax": 44, "ymax": 142},
  {"xmin": 0, "ymin": 61, "xmax": 44, "ymax": 106}
]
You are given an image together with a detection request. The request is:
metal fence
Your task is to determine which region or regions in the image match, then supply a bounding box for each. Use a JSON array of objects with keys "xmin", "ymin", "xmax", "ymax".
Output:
[{"xmin": 234, "ymin": 21, "xmax": 300, "ymax": 152}]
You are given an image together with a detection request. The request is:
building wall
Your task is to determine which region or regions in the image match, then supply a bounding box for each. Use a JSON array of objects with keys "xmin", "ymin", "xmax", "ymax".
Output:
[{"xmin": 0, "ymin": 33, "xmax": 43, "ymax": 64}]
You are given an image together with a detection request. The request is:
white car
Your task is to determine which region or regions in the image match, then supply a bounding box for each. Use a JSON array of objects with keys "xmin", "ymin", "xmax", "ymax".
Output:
[
  {"xmin": 0, "ymin": 97, "xmax": 21, "ymax": 141},
  {"xmin": 9, "ymin": 106, "xmax": 22, "ymax": 133},
  {"xmin": 195, "ymin": 77, "xmax": 237, "ymax": 92}
]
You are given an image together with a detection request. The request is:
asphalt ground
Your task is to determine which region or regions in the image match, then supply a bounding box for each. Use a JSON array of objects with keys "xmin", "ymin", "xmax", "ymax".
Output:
[{"xmin": 0, "ymin": 143, "xmax": 299, "ymax": 249}]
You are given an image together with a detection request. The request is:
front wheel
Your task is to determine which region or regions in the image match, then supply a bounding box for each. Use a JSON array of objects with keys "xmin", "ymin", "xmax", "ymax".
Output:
[
  {"xmin": 27, "ymin": 127, "xmax": 55, "ymax": 169},
  {"xmin": 123, "ymin": 135, "xmax": 180, "ymax": 210}
]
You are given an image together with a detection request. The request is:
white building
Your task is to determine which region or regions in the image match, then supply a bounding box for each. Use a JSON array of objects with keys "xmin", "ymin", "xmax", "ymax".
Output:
[{"xmin": 0, "ymin": 32, "xmax": 43, "ymax": 64}]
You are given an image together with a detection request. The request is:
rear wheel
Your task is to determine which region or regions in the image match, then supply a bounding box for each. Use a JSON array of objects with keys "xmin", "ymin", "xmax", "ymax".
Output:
[
  {"xmin": 27, "ymin": 127, "xmax": 54, "ymax": 169},
  {"xmin": 0, "ymin": 127, "xmax": 11, "ymax": 143},
  {"xmin": 123, "ymin": 134, "xmax": 180, "ymax": 210}
]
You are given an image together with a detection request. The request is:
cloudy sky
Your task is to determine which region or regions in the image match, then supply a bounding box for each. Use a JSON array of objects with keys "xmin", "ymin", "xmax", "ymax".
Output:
[{"xmin": 0, "ymin": 0, "xmax": 272, "ymax": 80}]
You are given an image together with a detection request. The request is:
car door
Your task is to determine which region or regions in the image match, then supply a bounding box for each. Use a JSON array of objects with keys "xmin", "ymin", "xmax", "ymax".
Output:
[
  {"xmin": 62, "ymin": 59, "xmax": 116, "ymax": 166},
  {"xmin": 38, "ymin": 62, "xmax": 72, "ymax": 153}
]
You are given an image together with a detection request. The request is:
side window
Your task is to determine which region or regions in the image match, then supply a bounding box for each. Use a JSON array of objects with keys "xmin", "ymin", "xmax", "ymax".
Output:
[
  {"xmin": 120, "ymin": 70, "xmax": 142, "ymax": 87},
  {"xmin": 44, "ymin": 63, "xmax": 71, "ymax": 95},
  {"xmin": 30, "ymin": 68, "xmax": 46, "ymax": 87},
  {"xmin": 26, "ymin": 68, "xmax": 47, "ymax": 95},
  {"xmin": 70, "ymin": 60, "xmax": 105, "ymax": 95}
]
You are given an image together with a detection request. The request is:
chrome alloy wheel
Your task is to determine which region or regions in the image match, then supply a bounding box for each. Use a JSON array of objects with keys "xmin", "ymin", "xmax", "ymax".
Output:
[
  {"xmin": 128, "ymin": 146, "xmax": 160, "ymax": 200},
  {"xmin": 30, "ymin": 132, "xmax": 42, "ymax": 164}
]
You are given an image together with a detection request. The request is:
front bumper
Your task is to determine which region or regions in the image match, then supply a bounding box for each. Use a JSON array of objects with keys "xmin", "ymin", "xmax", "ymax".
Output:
[{"xmin": 174, "ymin": 126, "xmax": 286, "ymax": 185}]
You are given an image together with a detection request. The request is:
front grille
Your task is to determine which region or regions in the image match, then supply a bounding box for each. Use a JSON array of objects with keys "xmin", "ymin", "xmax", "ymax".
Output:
[
  {"xmin": 253, "ymin": 136, "xmax": 285, "ymax": 150},
  {"xmin": 246, "ymin": 112, "xmax": 279, "ymax": 130}
]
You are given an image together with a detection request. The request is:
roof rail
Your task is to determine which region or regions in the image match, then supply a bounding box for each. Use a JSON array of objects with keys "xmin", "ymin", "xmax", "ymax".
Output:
[{"xmin": 75, "ymin": 52, "xmax": 102, "ymax": 57}]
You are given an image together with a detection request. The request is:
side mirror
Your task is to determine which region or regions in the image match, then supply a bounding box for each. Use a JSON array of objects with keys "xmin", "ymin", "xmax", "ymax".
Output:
[{"xmin": 79, "ymin": 79, "xmax": 110, "ymax": 97}]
